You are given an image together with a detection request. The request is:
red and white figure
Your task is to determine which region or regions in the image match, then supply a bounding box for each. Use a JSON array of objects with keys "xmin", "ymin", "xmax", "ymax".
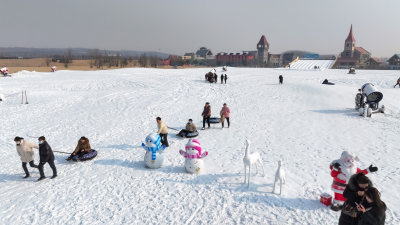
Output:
[
  {"xmin": 329, "ymin": 151, "xmax": 369, "ymax": 206},
  {"xmin": 51, "ymin": 66, "xmax": 57, "ymax": 72},
  {"xmin": 179, "ymin": 139, "xmax": 208, "ymax": 174},
  {"xmin": 1, "ymin": 67, "xmax": 9, "ymax": 76}
]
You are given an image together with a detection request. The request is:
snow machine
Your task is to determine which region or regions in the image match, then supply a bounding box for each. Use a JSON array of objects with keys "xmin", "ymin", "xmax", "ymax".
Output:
[
  {"xmin": 322, "ymin": 79, "xmax": 335, "ymax": 85},
  {"xmin": 348, "ymin": 68, "xmax": 356, "ymax": 74},
  {"xmin": 355, "ymin": 83, "xmax": 385, "ymax": 117},
  {"xmin": 71, "ymin": 149, "xmax": 98, "ymax": 162},
  {"xmin": 209, "ymin": 117, "xmax": 221, "ymax": 124}
]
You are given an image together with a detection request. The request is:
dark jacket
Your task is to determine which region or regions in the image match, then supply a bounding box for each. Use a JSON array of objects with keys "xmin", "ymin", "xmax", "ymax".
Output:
[
  {"xmin": 202, "ymin": 105, "xmax": 211, "ymax": 117},
  {"xmin": 224, "ymin": 74, "xmax": 228, "ymax": 80},
  {"xmin": 39, "ymin": 141, "xmax": 55, "ymax": 163},
  {"xmin": 357, "ymin": 202, "xmax": 386, "ymax": 225}
]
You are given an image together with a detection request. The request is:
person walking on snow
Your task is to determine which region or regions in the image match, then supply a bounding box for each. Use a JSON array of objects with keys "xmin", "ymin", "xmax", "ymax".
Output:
[
  {"xmin": 14, "ymin": 136, "xmax": 39, "ymax": 178},
  {"xmin": 201, "ymin": 102, "xmax": 211, "ymax": 130},
  {"xmin": 37, "ymin": 136, "xmax": 57, "ymax": 181},
  {"xmin": 156, "ymin": 117, "xmax": 169, "ymax": 147},
  {"xmin": 67, "ymin": 136, "xmax": 91, "ymax": 161},
  {"xmin": 224, "ymin": 74, "xmax": 228, "ymax": 84},
  {"xmin": 279, "ymin": 75, "xmax": 283, "ymax": 84},
  {"xmin": 394, "ymin": 77, "xmax": 400, "ymax": 88},
  {"xmin": 214, "ymin": 73, "xmax": 218, "ymax": 83},
  {"xmin": 220, "ymin": 74, "xmax": 224, "ymax": 84},
  {"xmin": 220, "ymin": 103, "xmax": 230, "ymax": 128}
]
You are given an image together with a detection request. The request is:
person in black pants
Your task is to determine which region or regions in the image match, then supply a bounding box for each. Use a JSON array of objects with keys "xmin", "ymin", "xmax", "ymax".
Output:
[
  {"xmin": 279, "ymin": 75, "xmax": 283, "ymax": 84},
  {"xmin": 214, "ymin": 74, "xmax": 218, "ymax": 83},
  {"xmin": 224, "ymin": 74, "xmax": 228, "ymax": 84},
  {"xmin": 201, "ymin": 102, "xmax": 211, "ymax": 129},
  {"xmin": 37, "ymin": 136, "xmax": 57, "ymax": 181},
  {"xmin": 220, "ymin": 74, "xmax": 224, "ymax": 84}
]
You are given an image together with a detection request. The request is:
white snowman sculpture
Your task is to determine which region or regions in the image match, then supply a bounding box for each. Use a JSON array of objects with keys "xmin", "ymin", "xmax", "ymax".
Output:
[
  {"xmin": 179, "ymin": 139, "xmax": 208, "ymax": 174},
  {"xmin": 141, "ymin": 133, "xmax": 166, "ymax": 169}
]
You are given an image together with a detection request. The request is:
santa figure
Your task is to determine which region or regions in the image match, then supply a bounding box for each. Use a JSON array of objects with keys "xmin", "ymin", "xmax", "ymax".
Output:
[{"xmin": 329, "ymin": 151, "xmax": 378, "ymax": 211}]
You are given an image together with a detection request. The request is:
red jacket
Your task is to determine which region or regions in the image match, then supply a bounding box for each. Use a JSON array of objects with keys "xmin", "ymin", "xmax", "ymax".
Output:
[
  {"xmin": 330, "ymin": 164, "xmax": 368, "ymax": 193},
  {"xmin": 220, "ymin": 106, "xmax": 230, "ymax": 118},
  {"xmin": 202, "ymin": 105, "xmax": 211, "ymax": 117}
]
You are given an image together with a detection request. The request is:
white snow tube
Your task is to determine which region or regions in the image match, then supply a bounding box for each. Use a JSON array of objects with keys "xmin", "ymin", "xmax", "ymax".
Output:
[{"xmin": 361, "ymin": 83, "xmax": 383, "ymax": 103}]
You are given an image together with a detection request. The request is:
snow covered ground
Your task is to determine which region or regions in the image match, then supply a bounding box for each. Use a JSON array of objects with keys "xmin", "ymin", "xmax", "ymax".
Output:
[
  {"xmin": 289, "ymin": 60, "xmax": 335, "ymax": 70},
  {"xmin": 0, "ymin": 68, "xmax": 399, "ymax": 224}
]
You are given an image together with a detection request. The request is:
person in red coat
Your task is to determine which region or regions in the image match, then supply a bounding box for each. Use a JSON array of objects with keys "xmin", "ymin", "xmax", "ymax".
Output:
[
  {"xmin": 201, "ymin": 102, "xmax": 211, "ymax": 130},
  {"xmin": 329, "ymin": 151, "xmax": 378, "ymax": 211},
  {"xmin": 219, "ymin": 103, "xmax": 230, "ymax": 128}
]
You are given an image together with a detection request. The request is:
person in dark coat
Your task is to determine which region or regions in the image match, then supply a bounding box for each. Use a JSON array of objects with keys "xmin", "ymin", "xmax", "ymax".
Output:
[
  {"xmin": 220, "ymin": 74, "xmax": 224, "ymax": 84},
  {"xmin": 201, "ymin": 102, "xmax": 211, "ymax": 130},
  {"xmin": 214, "ymin": 73, "xmax": 218, "ymax": 83},
  {"xmin": 356, "ymin": 187, "xmax": 386, "ymax": 225},
  {"xmin": 224, "ymin": 74, "xmax": 228, "ymax": 84},
  {"xmin": 394, "ymin": 77, "xmax": 400, "ymax": 88},
  {"xmin": 37, "ymin": 136, "xmax": 57, "ymax": 181},
  {"xmin": 338, "ymin": 173, "xmax": 373, "ymax": 225},
  {"xmin": 279, "ymin": 75, "xmax": 283, "ymax": 84}
]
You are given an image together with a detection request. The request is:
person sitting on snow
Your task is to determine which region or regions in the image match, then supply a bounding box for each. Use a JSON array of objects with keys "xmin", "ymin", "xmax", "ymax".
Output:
[
  {"xmin": 67, "ymin": 136, "xmax": 91, "ymax": 161},
  {"xmin": 177, "ymin": 119, "xmax": 197, "ymax": 137}
]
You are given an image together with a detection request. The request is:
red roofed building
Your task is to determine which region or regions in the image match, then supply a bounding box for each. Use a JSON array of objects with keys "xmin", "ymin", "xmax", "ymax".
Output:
[
  {"xmin": 334, "ymin": 25, "xmax": 371, "ymax": 69},
  {"xmin": 257, "ymin": 35, "xmax": 270, "ymax": 67},
  {"xmin": 216, "ymin": 52, "xmax": 256, "ymax": 67}
]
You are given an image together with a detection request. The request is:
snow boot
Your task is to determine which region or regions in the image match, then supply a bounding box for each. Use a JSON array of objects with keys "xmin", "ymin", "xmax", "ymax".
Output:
[
  {"xmin": 51, "ymin": 175, "xmax": 57, "ymax": 179},
  {"xmin": 330, "ymin": 204, "xmax": 342, "ymax": 211},
  {"xmin": 23, "ymin": 174, "xmax": 30, "ymax": 179},
  {"xmin": 201, "ymin": 127, "xmax": 205, "ymax": 130},
  {"xmin": 37, "ymin": 177, "xmax": 46, "ymax": 181}
]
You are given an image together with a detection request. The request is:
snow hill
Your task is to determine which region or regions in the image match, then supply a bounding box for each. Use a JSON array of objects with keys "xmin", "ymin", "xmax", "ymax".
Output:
[
  {"xmin": 289, "ymin": 59, "xmax": 335, "ymax": 70},
  {"xmin": 0, "ymin": 68, "xmax": 399, "ymax": 225}
]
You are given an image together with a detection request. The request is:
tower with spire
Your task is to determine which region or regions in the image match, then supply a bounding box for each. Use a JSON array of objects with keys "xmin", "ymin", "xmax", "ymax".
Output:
[
  {"xmin": 342, "ymin": 25, "xmax": 356, "ymax": 58},
  {"xmin": 257, "ymin": 35, "xmax": 269, "ymax": 67}
]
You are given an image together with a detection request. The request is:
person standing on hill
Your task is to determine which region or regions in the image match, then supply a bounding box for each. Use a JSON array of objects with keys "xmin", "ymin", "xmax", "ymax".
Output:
[
  {"xmin": 201, "ymin": 102, "xmax": 211, "ymax": 130},
  {"xmin": 220, "ymin": 103, "xmax": 230, "ymax": 128},
  {"xmin": 14, "ymin": 136, "xmax": 39, "ymax": 178},
  {"xmin": 224, "ymin": 74, "xmax": 228, "ymax": 84},
  {"xmin": 279, "ymin": 75, "xmax": 283, "ymax": 85},
  {"xmin": 214, "ymin": 73, "xmax": 218, "ymax": 83},
  {"xmin": 220, "ymin": 74, "xmax": 224, "ymax": 84},
  {"xmin": 394, "ymin": 77, "xmax": 400, "ymax": 88},
  {"xmin": 37, "ymin": 136, "xmax": 57, "ymax": 181},
  {"xmin": 156, "ymin": 117, "xmax": 169, "ymax": 147}
]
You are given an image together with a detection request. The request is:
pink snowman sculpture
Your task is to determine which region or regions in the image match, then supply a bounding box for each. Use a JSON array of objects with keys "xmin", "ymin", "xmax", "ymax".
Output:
[{"xmin": 179, "ymin": 139, "xmax": 208, "ymax": 174}]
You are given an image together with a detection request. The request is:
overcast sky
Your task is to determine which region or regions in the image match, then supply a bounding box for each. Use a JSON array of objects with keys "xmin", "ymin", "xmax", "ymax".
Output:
[{"xmin": 0, "ymin": 0, "xmax": 399, "ymax": 57}]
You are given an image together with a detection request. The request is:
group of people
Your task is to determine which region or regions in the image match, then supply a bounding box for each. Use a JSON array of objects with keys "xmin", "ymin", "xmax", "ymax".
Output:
[
  {"xmin": 201, "ymin": 102, "xmax": 230, "ymax": 130},
  {"xmin": 204, "ymin": 69, "xmax": 228, "ymax": 84},
  {"xmin": 338, "ymin": 173, "xmax": 386, "ymax": 225},
  {"xmin": 14, "ymin": 136, "xmax": 93, "ymax": 181}
]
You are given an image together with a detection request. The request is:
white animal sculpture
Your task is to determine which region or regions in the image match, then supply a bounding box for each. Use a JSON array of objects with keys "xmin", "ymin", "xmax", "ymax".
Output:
[
  {"xmin": 273, "ymin": 159, "xmax": 286, "ymax": 195},
  {"xmin": 243, "ymin": 139, "xmax": 265, "ymax": 187}
]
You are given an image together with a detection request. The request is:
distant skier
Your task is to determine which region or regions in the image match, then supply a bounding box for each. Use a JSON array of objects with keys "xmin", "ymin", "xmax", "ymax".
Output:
[
  {"xmin": 224, "ymin": 74, "xmax": 228, "ymax": 84},
  {"xmin": 220, "ymin": 103, "xmax": 230, "ymax": 128},
  {"xmin": 177, "ymin": 119, "xmax": 197, "ymax": 137},
  {"xmin": 279, "ymin": 75, "xmax": 283, "ymax": 84},
  {"xmin": 201, "ymin": 102, "xmax": 211, "ymax": 130},
  {"xmin": 394, "ymin": 77, "xmax": 400, "ymax": 88},
  {"xmin": 220, "ymin": 74, "xmax": 224, "ymax": 84},
  {"xmin": 67, "ymin": 136, "xmax": 91, "ymax": 161},
  {"xmin": 214, "ymin": 73, "xmax": 218, "ymax": 83},
  {"xmin": 156, "ymin": 117, "xmax": 169, "ymax": 147},
  {"xmin": 37, "ymin": 136, "xmax": 57, "ymax": 181},
  {"xmin": 14, "ymin": 136, "xmax": 39, "ymax": 178}
]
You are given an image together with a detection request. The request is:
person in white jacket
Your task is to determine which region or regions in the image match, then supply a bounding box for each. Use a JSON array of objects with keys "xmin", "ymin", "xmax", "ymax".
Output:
[{"xmin": 14, "ymin": 136, "xmax": 39, "ymax": 178}]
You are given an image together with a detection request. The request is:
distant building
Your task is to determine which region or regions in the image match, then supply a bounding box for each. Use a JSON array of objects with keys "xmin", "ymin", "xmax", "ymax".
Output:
[
  {"xmin": 195, "ymin": 47, "xmax": 214, "ymax": 60},
  {"xmin": 334, "ymin": 25, "xmax": 371, "ymax": 69},
  {"xmin": 365, "ymin": 57, "xmax": 382, "ymax": 69},
  {"xmin": 181, "ymin": 53, "xmax": 194, "ymax": 61},
  {"xmin": 216, "ymin": 52, "xmax": 256, "ymax": 67},
  {"xmin": 256, "ymin": 35, "xmax": 269, "ymax": 67},
  {"xmin": 387, "ymin": 54, "xmax": 400, "ymax": 70},
  {"xmin": 268, "ymin": 54, "xmax": 282, "ymax": 67}
]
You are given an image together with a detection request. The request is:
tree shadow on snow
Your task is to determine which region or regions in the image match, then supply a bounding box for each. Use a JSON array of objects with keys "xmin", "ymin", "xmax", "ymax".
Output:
[
  {"xmin": 310, "ymin": 109, "xmax": 359, "ymax": 117},
  {"xmin": 234, "ymin": 194, "xmax": 322, "ymax": 211}
]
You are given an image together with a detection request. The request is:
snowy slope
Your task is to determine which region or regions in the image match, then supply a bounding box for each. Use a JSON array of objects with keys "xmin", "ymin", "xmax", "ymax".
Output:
[
  {"xmin": 289, "ymin": 60, "xmax": 335, "ymax": 70},
  {"xmin": 0, "ymin": 68, "xmax": 399, "ymax": 225}
]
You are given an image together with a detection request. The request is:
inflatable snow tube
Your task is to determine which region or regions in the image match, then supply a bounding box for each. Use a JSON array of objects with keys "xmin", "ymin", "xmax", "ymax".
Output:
[
  {"xmin": 209, "ymin": 117, "xmax": 221, "ymax": 124},
  {"xmin": 72, "ymin": 149, "xmax": 98, "ymax": 161},
  {"xmin": 185, "ymin": 131, "xmax": 199, "ymax": 138}
]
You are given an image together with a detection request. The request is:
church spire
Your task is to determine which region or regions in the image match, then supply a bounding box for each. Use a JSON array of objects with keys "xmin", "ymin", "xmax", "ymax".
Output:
[{"xmin": 345, "ymin": 24, "xmax": 355, "ymax": 42}]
